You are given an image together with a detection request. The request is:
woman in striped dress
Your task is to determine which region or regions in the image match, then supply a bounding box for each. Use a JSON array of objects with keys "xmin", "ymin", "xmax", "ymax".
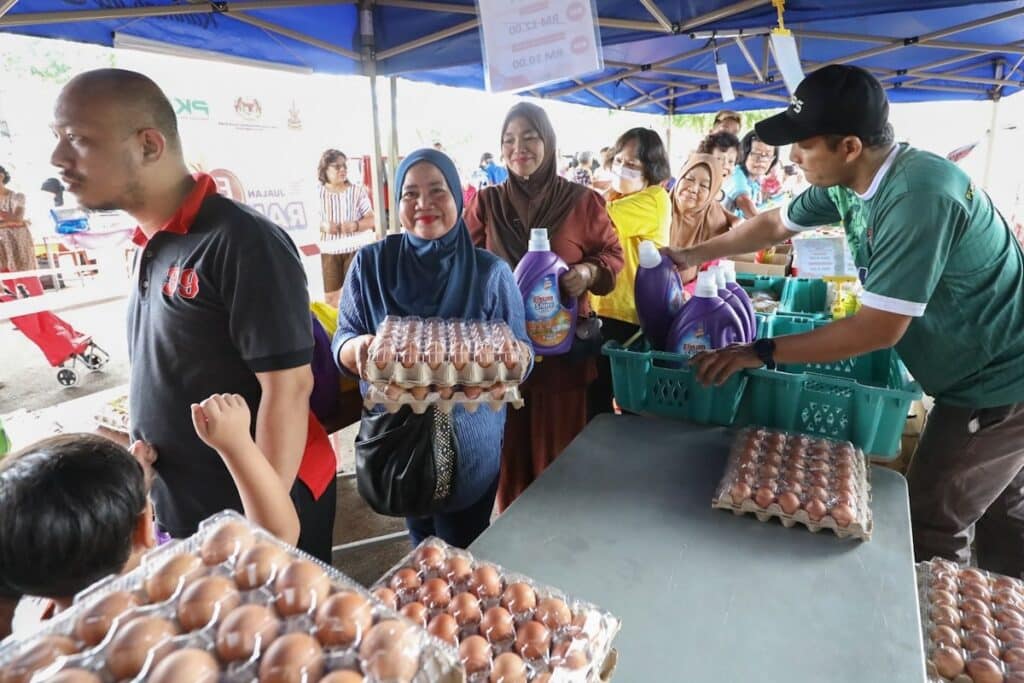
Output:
[
  {"xmin": 0, "ymin": 165, "xmax": 34, "ymax": 274},
  {"xmin": 317, "ymin": 149, "xmax": 375, "ymax": 307}
]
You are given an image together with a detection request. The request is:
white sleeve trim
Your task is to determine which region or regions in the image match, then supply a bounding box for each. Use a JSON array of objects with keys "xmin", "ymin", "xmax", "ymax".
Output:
[
  {"xmin": 860, "ymin": 291, "xmax": 927, "ymax": 317},
  {"xmin": 780, "ymin": 203, "xmax": 824, "ymax": 232}
]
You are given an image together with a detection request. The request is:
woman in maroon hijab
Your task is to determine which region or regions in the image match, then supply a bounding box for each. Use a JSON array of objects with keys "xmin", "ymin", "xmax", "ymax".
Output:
[{"xmin": 465, "ymin": 102, "xmax": 624, "ymax": 511}]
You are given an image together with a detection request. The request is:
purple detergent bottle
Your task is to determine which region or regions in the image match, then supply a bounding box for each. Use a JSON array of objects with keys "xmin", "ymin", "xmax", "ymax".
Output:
[
  {"xmin": 666, "ymin": 270, "xmax": 745, "ymax": 358},
  {"xmin": 514, "ymin": 228, "xmax": 578, "ymax": 356},
  {"xmin": 719, "ymin": 259, "xmax": 757, "ymax": 340},
  {"xmin": 710, "ymin": 265, "xmax": 754, "ymax": 342},
  {"xmin": 635, "ymin": 240, "xmax": 685, "ymax": 350}
]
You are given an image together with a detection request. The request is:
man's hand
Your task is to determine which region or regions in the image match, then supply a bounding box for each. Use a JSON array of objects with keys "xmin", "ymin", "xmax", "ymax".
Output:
[
  {"xmin": 129, "ymin": 440, "xmax": 158, "ymax": 491},
  {"xmin": 661, "ymin": 246, "xmax": 697, "ymax": 271},
  {"xmin": 690, "ymin": 343, "xmax": 764, "ymax": 386},
  {"xmin": 560, "ymin": 263, "xmax": 597, "ymax": 298},
  {"xmin": 191, "ymin": 394, "xmax": 255, "ymax": 456}
]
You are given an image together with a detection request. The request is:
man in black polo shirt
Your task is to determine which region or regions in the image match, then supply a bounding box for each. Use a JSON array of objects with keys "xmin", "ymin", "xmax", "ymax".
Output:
[{"xmin": 49, "ymin": 69, "xmax": 338, "ymax": 562}]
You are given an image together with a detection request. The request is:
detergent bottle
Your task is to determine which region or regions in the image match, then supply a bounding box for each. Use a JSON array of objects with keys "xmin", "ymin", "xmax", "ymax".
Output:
[
  {"xmin": 718, "ymin": 260, "xmax": 757, "ymax": 339},
  {"xmin": 514, "ymin": 228, "xmax": 577, "ymax": 356},
  {"xmin": 710, "ymin": 265, "xmax": 754, "ymax": 342},
  {"xmin": 634, "ymin": 240, "xmax": 685, "ymax": 350},
  {"xmin": 666, "ymin": 270, "xmax": 745, "ymax": 358}
]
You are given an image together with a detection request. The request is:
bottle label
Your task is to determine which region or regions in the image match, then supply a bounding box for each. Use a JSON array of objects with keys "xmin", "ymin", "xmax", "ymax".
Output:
[
  {"xmin": 525, "ymin": 274, "xmax": 572, "ymax": 348},
  {"xmin": 667, "ymin": 276, "xmax": 684, "ymax": 317},
  {"xmin": 676, "ymin": 322, "xmax": 710, "ymax": 358}
]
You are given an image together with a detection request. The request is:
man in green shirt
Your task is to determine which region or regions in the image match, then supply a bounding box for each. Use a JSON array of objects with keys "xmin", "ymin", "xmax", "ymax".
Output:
[{"xmin": 666, "ymin": 64, "xmax": 1024, "ymax": 575}]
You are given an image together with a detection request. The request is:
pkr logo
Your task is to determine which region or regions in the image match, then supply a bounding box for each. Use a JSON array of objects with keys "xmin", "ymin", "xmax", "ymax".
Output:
[
  {"xmin": 789, "ymin": 95, "xmax": 803, "ymax": 114},
  {"xmin": 175, "ymin": 98, "xmax": 209, "ymax": 119}
]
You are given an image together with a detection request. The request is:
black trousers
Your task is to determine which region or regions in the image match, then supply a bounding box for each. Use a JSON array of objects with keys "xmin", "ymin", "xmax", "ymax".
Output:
[
  {"xmin": 587, "ymin": 316, "xmax": 641, "ymax": 421},
  {"xmin": 291, "ymin": 477, "xmax": 338, "ymax": 565}
]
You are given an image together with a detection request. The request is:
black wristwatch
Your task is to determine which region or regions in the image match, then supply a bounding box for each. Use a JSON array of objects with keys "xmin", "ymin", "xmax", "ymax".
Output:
[{"xmin": 753, "ymin": 338, "xmax": 777, "ymax": 370}]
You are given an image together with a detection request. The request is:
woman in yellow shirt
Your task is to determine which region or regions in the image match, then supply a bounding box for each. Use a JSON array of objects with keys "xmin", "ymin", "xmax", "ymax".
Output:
[{"xmin": 589, "ymin": 128, "xmax": 672, "ymax": 418}]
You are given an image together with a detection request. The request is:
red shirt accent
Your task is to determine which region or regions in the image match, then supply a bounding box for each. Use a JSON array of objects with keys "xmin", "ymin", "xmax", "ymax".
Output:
[{"xmin": 131, "ymin": 174, "xmax": 219, "ymax": 246}]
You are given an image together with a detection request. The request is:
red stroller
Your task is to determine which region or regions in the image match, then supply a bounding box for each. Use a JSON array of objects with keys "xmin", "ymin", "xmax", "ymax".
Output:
[{"xmin": 1, "ymin": 276, "xmax": 109, "ymax": 387}]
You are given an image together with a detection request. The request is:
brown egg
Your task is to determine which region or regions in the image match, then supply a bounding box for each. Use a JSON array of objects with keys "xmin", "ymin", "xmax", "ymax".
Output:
[
  {"xmin": 48, "ymin": 670, "xmax": 102, "ymax": 683},
  {"xmin": 451, "ymin": 341, "xmax": 470, "ymax": 371},
  {"xmin": 996, "ymin": 591, "xmax": 1024, "ymax": 608},
  {"xmin": 501, "ymin": 582, "xmax": 537, "ymax": 616},
  {"xmin": 995, "ymin": 576, "xmax": 1023, "ymax": 591},
  {"xmin": 420, "ymin": 578, "xmax": 452, "ymax": 610},
  {"xmin": 1006, "ymin": 674, "xmax": 1024, "ymax": 683},
  {"xmin": 372, "ymin": 586, "xmax": 398, "ymax": 610},
  {"xmin": 400, "ymin": 341, "xmax": 420, "ymax": 369},
  {"xmin": 438, "ymin": 386, "xmax": 456, "ymax": 400},
  {"xmin": 428, "ymin": 613, "xmax": 459, "ymax": 645},
  {"xmin": 931, "ymin": 576, "xmax": 958, "ymax": 593},
  {"xmin": 1001, "ymin": 628, "xmax": 1024, "ymax": 643},
  {"xmin": 753, "ymin": 487, "xmax": 775, "ymax": 509},
  {"xmin": 1001, "ymin": 609, "xmax": 1024, "ymax": 628},
  {"xmin": 804, "ymin": 498, "xmax": 828, "ymax": 522},
  {"xmin": 359, "ymin": 621, "xmax": 420, "ymax": 683},
  {"xmin": 475, "ymin": 344, "xmax": 495, "ymax": 368},
  {"xmin": 74, "ymin": 590, "xmax": 140, "ymax": 646},
  {"xmin": 961, "ymin": 597, "xmax": 993, "ymax": 617},
  {"xmin": 400, "ymin": 601, "xmax": 428, "ymax": 627},
  {"xmin": 785, "ymin": 468, "xmax": 806, "ymax": 483},
  {"xmin": 490, "ymin": 652, "xmax": 527, "ymax": 683},
  {"xmin": 552, "ymin": 640, "xmax": 589, "ymax": 670},
  {"xmin": 469, "ymin": 565, "xmax": 502, "ymax": 600},
  {"xmin": 929, "ymin": 589, "xmax": 957, "ymax": 608},
  {"xmin": 459, "ymin": 635, "xmax": 493, "ymax": 674},
  {"xmin": 515, "ymin": 620, "xmax": 551, "ymax": 659},
  {"xmin": 777, "ymin": 491, "xmax": 801, "ymax": 515},
  {"xmin": 216, "ymin": 603, "xmax": 281, "ymax": 662},
  {"xmin": 178, "ymin": 575, "xmax": 241, "ymax": 631},
  {"xmin": 145, "ymin": 553, "xmax": 203, "ymax": 602},
  {"xmin": 1004, "ymin": 648, "xmax": 1024, "ymax": 666},
  {"xmin": 965, "ymin": 632, "xmax": 1001, "ymax": 659},
  {"xmin": 963, "ymin": 612, "xmax": 996, "ymax": 634},
  {"xmin": 0, "ymin": 636, "xmax": 78, "ymax": 683},
  {"xmin": 415, "ymin": 545, "xmax": 446, "ymax": 573},
  {"xmin": 425, "ymin": 341, "xmax": 445, "ymax": 369},
  {"xmin": 931, "ymin": 604, "xmax": 962, "ymax": 628},
  {"xmin": 200, "ymin": 520, "xmax": 255, "ymax": 565},
  {"xmin": 234, "ymin": 543, "xmax": 289, "ymax": 590},
  {"xmin": 259, "ymin": 632, "xmax": 325, "ymax": 683},
  {"xmin": 965, "ymin": 657, "xmax": 1005, "ymax": 683},
  {"xmin": 316, "ymin": 591, "xmax": 374, "ymax": 647},
  {"xmin": 481, "ymin": 606, "xmax": 515, "ymax": 642},
  {"xmin": 808, "ymin": 486, "xmax": 829, "ymax": 502},
  {"xmin": 390, "ymin": 567, "xmax": 423, "ymax": 594},
  {"xmin": 536, "ymin": 597, "xmax": 571, "ymax": 631},
  {"xmin": 961, "ymin": 568, "xmax": 989, "ymax": 585},
  {"xmin": 758, "ymin": 464, "xmax": 779, "ymax": 479},
  {"xmin": 445, "ymin": 556, "xmax": 473, "ymax": 585},
  {"xmin": 930, "ymin": 624, "xmax": 962, "ymax": 648},
  {"xmin": 274, "ymin": 560, "xmax": 331, "ymax": 615},
  {"xmin": 372, "ymin": 341, "xmax": 395, "ymax": 369},
  {"xmin": 449, "ymin": 592, "xmax": 483, "ymax": 627},
  {"xmin": 107, "ymin": 617, "xmax": 178, "ymax": 680},
  {"xmin": 321, "ymin": 672, "xmax": 365, "ymax": 683},
  {"xmin": 463, "ymin": 386, "xmax": 484, "ymax": 400},
  {"xmin": 490, "ymin": 383, "xmax": 508, "ymax": 400},
  {"xmin": 410, "ymin": 386, "xmax": 430, "ymax": 401},
  {"xmin": 148, "ymin": 648, "xmax": 219, "ymax": 683},
  {"xmin": 933, "ymin": 645, "xmax": 967, "ymax": 679},
  {"xmin": 829, "ymin": 504, "xmax": 855, "ymax": 528},
  {"xmin": 728, "ymin": 482, "xmax": 751, "ymax": 502}
]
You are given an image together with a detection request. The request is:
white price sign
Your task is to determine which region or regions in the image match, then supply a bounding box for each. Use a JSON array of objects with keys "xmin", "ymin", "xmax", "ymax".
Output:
[{"xmin": 477, "ymin": 0, "xmax": 604, "ymax": 93}]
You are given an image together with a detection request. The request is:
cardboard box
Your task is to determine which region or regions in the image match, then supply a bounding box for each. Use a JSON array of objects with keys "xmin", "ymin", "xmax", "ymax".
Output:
[{"xmin": 732, "ymin": 244, "xmax": 792, "ymax": 277}]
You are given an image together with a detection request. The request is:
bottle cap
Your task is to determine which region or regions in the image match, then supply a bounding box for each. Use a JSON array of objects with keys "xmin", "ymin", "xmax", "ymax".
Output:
[
  {"xmin": 528, "ymin": 228, "xmax": 550, "ymax": 252},
  {"xmin": 694, "ymin": 270, "xmax": 718, "ymax": 298},
  {"xmin": 637, "ymin": 240, "xmax": 662, "ymax": 269},
  {"xmin": 719, "ymin": 259, "xmax": 738, "ymax": 283}
]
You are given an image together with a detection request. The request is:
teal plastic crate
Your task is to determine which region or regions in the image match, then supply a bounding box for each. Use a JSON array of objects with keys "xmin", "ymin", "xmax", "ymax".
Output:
[
  {"xmin": 739, "ymin": 316, "xmax": 921, "ymax": 457},
  {"xmin": 603, "ymin": 336, "xmax": 747, "ymax": 426},
  {"xmin": 779, "ymin": 277, "xmax": 830, "ymax": 318},
  {"xmin": 736, "ymin": 273, "xmax": 786, "ymax": 301}
]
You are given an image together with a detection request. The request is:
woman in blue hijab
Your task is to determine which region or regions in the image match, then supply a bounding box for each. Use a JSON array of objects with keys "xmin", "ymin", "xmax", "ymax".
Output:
[{"xmin": 333, "ymin": 149, "xmax": 531, "ymax": 547}]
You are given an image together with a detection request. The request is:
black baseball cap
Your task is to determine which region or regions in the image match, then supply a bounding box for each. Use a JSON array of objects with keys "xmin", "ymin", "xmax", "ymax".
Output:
[{"xmin": 756, "ymin": 65, "xmax": 889, "ymax": 145}]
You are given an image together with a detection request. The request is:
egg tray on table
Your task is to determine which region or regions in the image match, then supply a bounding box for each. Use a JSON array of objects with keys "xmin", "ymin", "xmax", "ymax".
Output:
[
  {"xmin": 917, "ymin": 558, "xmax": 1024, "ymax": 683},
  {"xmin": 363, "ymin": 384, "xmax": 525, "ymax": 415},
  {"xmin": 93, "ymin": 394, "xmax": 129, "ymax": 435},
  {"xmin": 712, "ymin": 426, "xmax": 874, "ymax": 541},
  {"xmin": 0, "ymin": 511, "xmax": 462, "ymax": 683},
  {"xmin": 372, "ymin": 538, "xmax": 621, "ymax": 683}
]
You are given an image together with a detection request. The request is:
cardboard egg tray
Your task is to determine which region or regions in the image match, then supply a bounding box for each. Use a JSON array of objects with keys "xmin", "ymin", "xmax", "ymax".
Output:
[
  {"xmin": 712, "ymin": 426, "xmax": 874, "ymax": 541},
  {"xmin": 364, "ymin": 317, "xmax": 531, "ymax": 389},
  {"xmin": 372, "ymin": 537, "xmax": 621, "ymax": 683},
  {"xmin": 917, "ymin": 558, "xmax": 1024, "ymax": 683},
  {"xmin": 363, "ymin": 384, "xmax": 525, "ymax": 414},
  {"xmin": 0, "ymin": 511, "xmax": 462, "ymax": 683},
  {"xmin": 93, "ymin": 394, "xmax": 130, "ymax": 434}
]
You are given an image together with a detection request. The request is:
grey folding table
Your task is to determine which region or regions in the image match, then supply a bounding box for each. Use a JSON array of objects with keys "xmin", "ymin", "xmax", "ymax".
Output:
[{"xmin": 471, "ymin": 414, "xmax": 926, "ymax": 682}]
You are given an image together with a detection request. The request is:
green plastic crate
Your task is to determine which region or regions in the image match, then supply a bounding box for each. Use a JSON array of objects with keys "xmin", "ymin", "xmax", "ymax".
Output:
[
  {"xmin": 779, "ymin": 277, "xmax": 830, "ymax": 318},
  {"xmin": 603, "ymin": 337, "xmax": 747, "ymax": 426},
  {"xmin": 736, "ymin": 273, "xmax": 786, "ymax": 301},
  {"xmin": 739, "ymin": 316, "xmax": 921, "ymax": 457}
]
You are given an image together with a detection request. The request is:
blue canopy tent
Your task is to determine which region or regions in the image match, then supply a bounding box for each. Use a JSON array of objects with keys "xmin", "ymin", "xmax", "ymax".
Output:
[{"xmin": 2, "ymin": 0, "xmax": 1022, "ymax": 234}]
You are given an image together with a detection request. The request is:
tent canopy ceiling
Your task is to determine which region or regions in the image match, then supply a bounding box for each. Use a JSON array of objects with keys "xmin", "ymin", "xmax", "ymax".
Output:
[{"xmin": 1, "ymin": 0, "xmax": 1021, "ymax": 113}]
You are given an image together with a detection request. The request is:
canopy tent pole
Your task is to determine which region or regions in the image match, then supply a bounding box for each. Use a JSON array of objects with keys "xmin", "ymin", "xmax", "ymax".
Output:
[
  {"xmin": 982, "ymin": 61, "xmax": 1005, "ymax": 191},
  {"xmin": 0, "ymin": 0, "xmax": 343, "ymax": 27},
  {"xmin": 388, "ymin": 75, "xmax": 401, "ymax": 235},
  {"xmin": 360, "ymin": 0, "xmax": 387, "ymax": 240},
  {"xmin": 666, "ymin": 88, "xmax": 675, "ymax": 165},
  {"xmin": 0, "ymin": 1, "xmax": 18, "ymax": 19}
]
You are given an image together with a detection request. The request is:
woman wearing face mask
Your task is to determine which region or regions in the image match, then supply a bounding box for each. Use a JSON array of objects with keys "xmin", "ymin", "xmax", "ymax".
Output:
[
  {"xmin": 588, "ymin": 128, "xmax": 672, "ymax": 419},
  {"xmin": 670, "ymin": 154, "xmax": 741, "ymax": 287},
  {"xmin": 466, "ymin": 102, "xmax": 624, "ymax": 511},
  {"xmin": 724, "ymin": 131, "xmax": 779, "ymax": 219},
  {"xmin": 333, "ymin": 149, "xmax": 532, "ymax": 548}
]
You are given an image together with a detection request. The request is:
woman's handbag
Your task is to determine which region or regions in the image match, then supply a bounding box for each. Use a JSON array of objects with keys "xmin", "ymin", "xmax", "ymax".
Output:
[{"xmin": 354, "ymin": 404, "xmax": 458, "ymax": 517}]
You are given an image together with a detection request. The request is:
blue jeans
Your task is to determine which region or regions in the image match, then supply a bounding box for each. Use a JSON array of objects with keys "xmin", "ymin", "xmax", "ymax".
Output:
[{"xmin": 405, "ymin": 477, "xmax": 499, "ymax": 548}]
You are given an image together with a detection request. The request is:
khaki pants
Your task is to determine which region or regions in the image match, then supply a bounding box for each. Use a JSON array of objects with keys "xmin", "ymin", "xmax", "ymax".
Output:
[{"xmin": 907, "ymin": 401, "xmax": 1024, "ymax": 577}]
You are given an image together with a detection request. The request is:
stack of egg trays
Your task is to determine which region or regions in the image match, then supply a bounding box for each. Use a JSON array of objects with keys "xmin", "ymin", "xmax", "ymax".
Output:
[
  {"xmin": 372, "ymin": 537, "xmax": 621, "ymax": 683},
  {"xmin": 917, "ymin": 557, "xmax": 1024, "ymax": 683},
  {"xmin": 363, "ymin": 316, "xmax": 530, "ymax": 414},
  {"xmin": 0, "ymin": 510, "xmax": 462, "ymax": 683},
  {"xmin": 712, "ymin": 426, "xmax": 874, "ymax": 540}
]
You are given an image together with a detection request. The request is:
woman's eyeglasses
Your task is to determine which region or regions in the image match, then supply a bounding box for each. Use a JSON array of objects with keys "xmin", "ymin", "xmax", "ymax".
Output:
[{"xmin": 748, "ymin": 152, "xmax": 775, "ymax": 161}]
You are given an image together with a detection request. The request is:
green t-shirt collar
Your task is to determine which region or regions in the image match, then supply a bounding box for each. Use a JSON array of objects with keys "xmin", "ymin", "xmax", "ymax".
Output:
[{"xmin": 855, "ymin": 143, "xmax": 902, "ymax": 202}]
